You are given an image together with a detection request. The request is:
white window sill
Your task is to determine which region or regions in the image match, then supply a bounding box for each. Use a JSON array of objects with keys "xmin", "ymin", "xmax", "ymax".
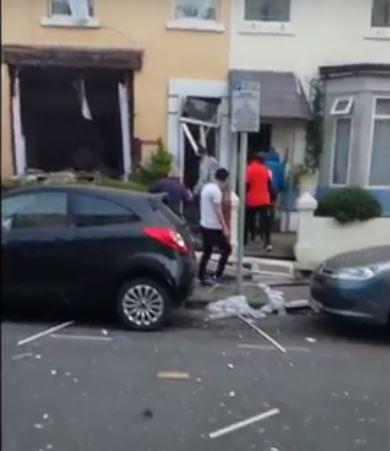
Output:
[
  {"xmin": 166, "ymin": 19, "xmax": 225, "ymax": 33},
  {"xmin": 238, "ymin": 21, "xmax": 294, "ymax": 36},
  {"xmin": 40, "ymin": 16, "xmax": 100, "ymax": 28},
  {"xmin": 364, "ymin": 27, "xmax": 390, "ymax": 41}
]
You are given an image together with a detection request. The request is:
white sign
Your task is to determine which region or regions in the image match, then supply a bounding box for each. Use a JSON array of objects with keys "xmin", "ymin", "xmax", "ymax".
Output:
[{"xmin": 231, "ymin": 81, "xmax": 261, "ymax": 133}]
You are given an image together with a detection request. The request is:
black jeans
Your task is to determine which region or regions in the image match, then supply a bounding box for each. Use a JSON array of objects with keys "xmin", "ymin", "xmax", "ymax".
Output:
[
  {"xmin": 198, "ymin": 228, "xmax": 232, "ymax": 281},
  {"xmin": 245, "ymin": 206, "xmax": 273, "ymax": 246}
]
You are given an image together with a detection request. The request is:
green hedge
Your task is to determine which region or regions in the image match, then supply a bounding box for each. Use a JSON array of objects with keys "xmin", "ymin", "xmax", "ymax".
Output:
[{"xmin": 315, "ymin": 187, "xmax": 381, "ymax": 223}]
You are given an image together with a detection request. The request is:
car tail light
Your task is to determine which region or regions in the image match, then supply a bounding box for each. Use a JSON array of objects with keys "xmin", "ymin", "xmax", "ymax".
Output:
[{"xmin": 143, "ymin": 227, "xmax": 189, "ymax": 255}]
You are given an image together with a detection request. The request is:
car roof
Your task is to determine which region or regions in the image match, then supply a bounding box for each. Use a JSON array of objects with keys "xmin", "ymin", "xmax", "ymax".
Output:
[{"xmin": 3, "ymin": 184, "xmax": 163, "ymax": 206}]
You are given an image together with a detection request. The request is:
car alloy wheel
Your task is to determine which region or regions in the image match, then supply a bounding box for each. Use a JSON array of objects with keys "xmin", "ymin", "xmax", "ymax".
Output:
[{"xmin": 121, "ymin": 283, "xmax": 165, "ymax": 329}]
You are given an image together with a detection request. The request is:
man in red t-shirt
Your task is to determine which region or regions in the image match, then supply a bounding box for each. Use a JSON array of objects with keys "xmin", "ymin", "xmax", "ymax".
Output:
[{"xmin": 245, "ymin": 153, "xmax": 275, "ymax": 251}]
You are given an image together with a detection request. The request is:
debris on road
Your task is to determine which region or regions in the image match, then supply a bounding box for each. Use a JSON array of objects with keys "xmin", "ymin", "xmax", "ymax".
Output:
[
  {"xmin": 227, "ymin": 363, "xmax": 235, "ymax": 370},
  {"xmin": 157, "ymin": 371, "xmax": 190, "ymax": 380},
  {"xmin": 305, "ymin": 337, "xmax": 317, "ymax": 343},
  {"xmin": 101, "ymin": 329, "xmax": 109, "ymax": 336},
  {"xmin": 208, "ymin": 407, "xmax": 280, "ymax": 439},
  {"xmin": 284, "ymin": 299, "xmax": 311, "ymax": 310},
  {"xmin": 35, "ymin": 354, "xmax": 42, "ymax": 360},
  {"xmin": 258, "ymin": 284, "xmax": 286, "ymax": 316},
  {"xmin": 51, "ymin": 370, "xmax": 58, "ymax": 376},
  {"xmin": 42, "ymin": 413, "xmax": 49, "ymax": 420},
  {"xmin": 50, "ymin": 333, "xmax": 112, "ymax": 341},
  {"xmin": 11, "ymin": 352, "xmax": 33, "ymax": 361},
  {"xmin": 207, "ymin": 295, "xmax": 266, "ymax": 320},
  {"xmin": 238, "ymin": 315, "xmax": 287, "ymax": 354},
  {"xmin": 17, "ymin": 321, "xmax": 74, "ymax": 346},
  {"xmin": 34, "ymin": 423, "xmax": 44, "ymax": 429},
  {"xmin": 142, "ymin": 409, "xmax": 154, "ymax": 418},
  {"xmin": 228, "ymin": 391, "xmax": 236, "ymax": 398}
]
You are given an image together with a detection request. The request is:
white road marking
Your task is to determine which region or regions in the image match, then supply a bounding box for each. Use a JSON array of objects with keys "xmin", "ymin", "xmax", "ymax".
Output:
[
  {"xmin": 50, "ymin": 333, "xmax": 112, "ymax": 341},
  {"xmin": 17, "ymin": 321, "xmax": 74, "ymax": 346},
  {"xmin": 237, "ymin": 344, "xmax": 311, "ymax": 352},
  {"xmin": 209, "ymin": 408, "xmax": 280, "ymax": 439},
  {"xmin": 238, "ymin": 315, "xmax": 287, "ymax": 354}
]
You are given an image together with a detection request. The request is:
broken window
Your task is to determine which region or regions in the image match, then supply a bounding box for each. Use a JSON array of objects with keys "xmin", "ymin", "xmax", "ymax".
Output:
[
  {"xmin": 51, "ymin": 0, "xmax": 94, "ymax": 21},
  {"xmin": 180, "ymin": 97, "xmax": 220, "ymax": 156},
  {"xmin": 17, "ymin": 66, "xmax": 131, "ymax": 177}
]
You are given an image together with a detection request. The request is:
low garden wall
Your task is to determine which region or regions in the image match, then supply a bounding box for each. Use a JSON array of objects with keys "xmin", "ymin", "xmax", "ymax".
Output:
[{"xmin": 294, "ymin": 192, "xmax": 390, "ymax": 271}]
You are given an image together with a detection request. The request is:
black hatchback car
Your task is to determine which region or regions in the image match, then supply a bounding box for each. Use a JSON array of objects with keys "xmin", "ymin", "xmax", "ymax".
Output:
[{"xmin": 2, "ymin": 185, "xmax": 196, "ymax": 331}]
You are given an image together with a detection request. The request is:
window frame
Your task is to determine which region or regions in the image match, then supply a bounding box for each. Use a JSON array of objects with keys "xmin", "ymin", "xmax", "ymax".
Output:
[
  {"xmin": 330, "ymin": 116, "xmax": 354, "ymax": 187},
  {"xmin": 41, "ymin": 0, "xmax": 100, "ymax": 28},
  {"xmin": 240, "ymin": 0, "xmax": 293, "ymax": 35},
  {"xmin": 367, "ymin": 96, "xmax": 390, "ymax": 188},
  {"xmin": 166, "ymin": 0, "xmax": 224, "ymax": 32},
  {"xmin": 2, "ymin": 190, "xmax": 70, "ymax": 231},
  {"xmin": 330, "ymin": 96, "xmax": 354, "ymax": 116}
]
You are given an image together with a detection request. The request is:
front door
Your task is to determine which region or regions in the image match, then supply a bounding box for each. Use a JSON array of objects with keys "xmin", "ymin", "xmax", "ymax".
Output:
[{"xmin": 2, "ymin": 191, "xmax": 74, "ymax": 298}]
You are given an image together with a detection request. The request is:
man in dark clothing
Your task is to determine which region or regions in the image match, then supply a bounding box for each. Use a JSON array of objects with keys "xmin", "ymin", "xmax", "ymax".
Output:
[{"xmin": 150, "ymin": 167, "xmax": 191, "ymax": 216}]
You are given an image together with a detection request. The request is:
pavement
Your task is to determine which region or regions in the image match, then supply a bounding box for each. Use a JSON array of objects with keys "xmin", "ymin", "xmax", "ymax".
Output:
[{"xmin": 2, "ymin": 283, "xmax": 390, "ymax": 451}]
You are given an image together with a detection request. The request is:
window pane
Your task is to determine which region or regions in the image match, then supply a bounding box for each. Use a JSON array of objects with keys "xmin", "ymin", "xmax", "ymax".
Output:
[
  {"xmin": 376, "ymin": 98, "xmax": 390, "ymax": 116},
  {"xmin": 371, "ymin": 0, "xmax": 390, "ymax": 27},
  {"xmin": 51, "ymin": 0, "xmax": 94, "ymax": 17},
  {"xmin": 370, "ymin": 119, "xmax": 390, "ymax": 185},
  {"xmin": 52, "ymin": 0, "xmax": 71, "ymax": 15},
  {"xmin": 245, "ymin": 0, "xmax": 290, "ymax": 22},
  {"xmin": 2, "ymin": 193, "xmax": 68, "ymax": 229},
  {"xmin": 175, "ymin": 0, "xmax": 217, "ymax": 20},
  {"xmin": 332, "ymin": 119, "xmax": 351, "ymax": 184},
  {"xmin": 72, "ymin": 194, "xmax": 138, "ymax": 227}
]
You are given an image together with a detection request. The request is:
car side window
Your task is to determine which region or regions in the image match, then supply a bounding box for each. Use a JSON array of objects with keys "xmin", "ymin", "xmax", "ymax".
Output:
[
  {"xmin": 71, "ymin": 194, "xmax": 139, "ymax": 227},
  {"xmin": 2, "ymin": 192, "xmax": 68, "ymax": 230}
]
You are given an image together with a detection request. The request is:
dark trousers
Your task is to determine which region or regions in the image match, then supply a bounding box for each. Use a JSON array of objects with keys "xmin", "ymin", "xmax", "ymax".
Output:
[
  {"xmin": 198, "ymin": 228, "xmax": 232, "ymax": 281},
  {"xmin": 245, "ymin": 206, "xmax": 273, "ymax": 245}
]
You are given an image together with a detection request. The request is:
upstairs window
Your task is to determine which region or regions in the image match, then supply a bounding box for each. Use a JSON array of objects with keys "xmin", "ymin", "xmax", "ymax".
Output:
[
  {"xmin": 330, "ymin": 97, "xmax": 354, "ymax": 116},
  {"xmin": 244, "ymin": 0, "xmax": 291, "ymax": 22},
  {"xmin": 371, "ymin": 0, "xmax": 390, "ymax": 27},
  {"xmin": 50, "ymin": 0, "xmax": 94, "ymax": 21},
  {"xmin": 174, "ymin": 0, "xmax": 218, "ymax": 21}
]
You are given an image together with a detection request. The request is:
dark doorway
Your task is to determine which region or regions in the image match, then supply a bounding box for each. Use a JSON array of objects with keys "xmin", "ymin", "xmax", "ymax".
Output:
[
  {"xmin": 248, "ymin": 123, "xmax": 272, "ymax": 157},
  {"xmin": 18, "ymin": 66, "xmax": 130, "ymax": 176}
]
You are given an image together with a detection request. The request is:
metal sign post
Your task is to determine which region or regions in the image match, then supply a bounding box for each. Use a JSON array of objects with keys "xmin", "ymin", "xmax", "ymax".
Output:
[{"xmin": 231, "ymin": 81, "xmax": 261, "ymax": 295}]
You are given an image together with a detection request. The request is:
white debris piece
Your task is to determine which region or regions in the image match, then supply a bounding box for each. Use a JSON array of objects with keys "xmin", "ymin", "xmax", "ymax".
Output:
[
  {"xmin": 258, "ymin": 283, "xmax": 286, "ymax": 316},
  {"xmin": 35, "ymin": 354, "xmax": 42, "ymax": 360},
  {"xmin": 208, "ymin": 408, "xmax": 280, "ymax": 439},
  {"xmin": 101, "ymin": 329, "xmax": 109, "ymax": 336},
  {"xmin": 284, "ymin": 299, "xmax": 310, "ymax": 310},
  {"xmin": 51, "ymin": 370, "xmax": 57, "ymax": 376},
  {"xmin": 43, "ymin": 413, "xmax": 49, "ymax": 420},
  {"xmin": 207, "ymin": 296, "xmax": 266, "ymax": 320},
  {"xmin": 305, "ymin": 337, "xmax": 317, "ymax": 343},
  {"xmin": 34, "ymin": 423, "xmax": 43, "ymax": 429},
  {"xmin": 12, "ymin": 352, "xmax": 33, "ymax": 360},
  {"xmin": 228, "ymin": 391, "xmax": 236, "ymax": 398},
  {"xmin": 227, "ymin": 363, "xmax": 234, "ymax": 370}
]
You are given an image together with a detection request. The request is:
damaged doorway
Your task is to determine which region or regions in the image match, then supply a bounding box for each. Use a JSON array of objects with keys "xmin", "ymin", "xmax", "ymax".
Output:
[
  {"xmin": 16, "ymin": 66, "xmax": 132, "ymax": 177},
  {"xmin": 180, "ymin": 96, "xmax": 221, "ymax": 225}
]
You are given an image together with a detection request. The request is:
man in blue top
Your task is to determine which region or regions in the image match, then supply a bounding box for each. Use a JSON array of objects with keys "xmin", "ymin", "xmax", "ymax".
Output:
[{"xmin": 265, "ymin": 147, "xmax": 285, "ymax": 198}]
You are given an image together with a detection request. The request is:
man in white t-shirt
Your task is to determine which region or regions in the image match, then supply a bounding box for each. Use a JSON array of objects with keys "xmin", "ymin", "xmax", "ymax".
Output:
[{"xmin": 198, "ymin": 168, "xmax": 231, "ymax": 285}]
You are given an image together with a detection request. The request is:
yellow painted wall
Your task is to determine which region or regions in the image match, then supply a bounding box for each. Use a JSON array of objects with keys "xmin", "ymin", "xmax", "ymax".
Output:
[{"xmin": 1, "ymin": 0, "xmax": 230, "ymax": 176}]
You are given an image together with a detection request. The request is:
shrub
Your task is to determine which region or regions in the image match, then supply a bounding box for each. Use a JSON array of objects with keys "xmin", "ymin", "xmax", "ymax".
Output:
[
  {"xmin": 315, "ymin": 187, "xmax": 381, "ymax": 223},
  {"xmin": 137, "ymin": 138, "xmax": 172, "ymax": 185}
]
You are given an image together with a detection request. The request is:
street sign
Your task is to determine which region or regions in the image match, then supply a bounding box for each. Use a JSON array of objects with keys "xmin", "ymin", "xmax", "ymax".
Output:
[{"xmin": 231, "ymin": 81, "xmax": 261, "ymax": 133}]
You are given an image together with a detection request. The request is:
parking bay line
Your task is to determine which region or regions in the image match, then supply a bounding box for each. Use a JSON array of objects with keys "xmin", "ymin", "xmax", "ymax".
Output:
[
  {"xmin": 50, "ymin": 333, "xmax": 112, "ymax": 341},
  {"xmin": 17, "ymin": 321, "xmax": 74, "ymax": 346},
  {"xmin": 237, "ymin": 344, "xmax": 311, "ymax": 353}
]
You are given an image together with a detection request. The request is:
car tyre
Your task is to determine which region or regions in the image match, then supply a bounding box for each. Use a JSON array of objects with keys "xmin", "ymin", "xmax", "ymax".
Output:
[{"xmin": 117, "ymin": 278, "xmax": 172, "ymax": 331}]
